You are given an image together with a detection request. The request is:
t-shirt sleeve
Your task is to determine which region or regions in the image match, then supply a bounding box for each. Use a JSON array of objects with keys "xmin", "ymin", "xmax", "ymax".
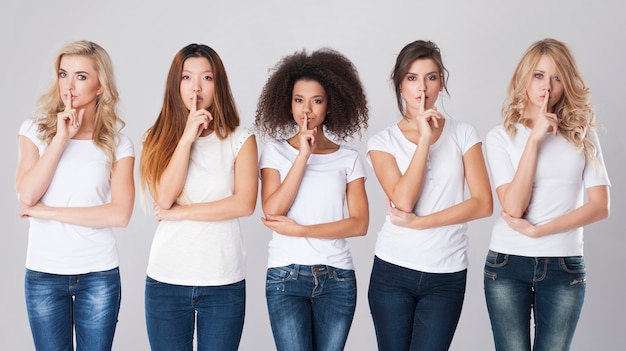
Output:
[
  {"xmin": 366, "ymin": 128, "xmax": 392, "ymax": 168},
  {"xmin": 459, "ymin": 121, "xmax": 482, "ymax": 154},
  {"xmin": 346, "ymin": 148, "xmax": 367, "ymax": 183},
  {"xmin": 583, "ymin": 129, "xmax": 611, "ymax": 188},
  {"xmin": 230, "ymin": 126, "xmax": 254, "ymax": 157},
  {"xmin": 485, "ymin": 126, "xmax": 515, "ymax": 188},
  {"xmin": 259, "ymin": 140, "xmax": 279, "ymax": 171},
  {"xmin": 19, "ymin": 119, "xmax": 41, "ymax": 145},
  {"xmin": 115, "ymin": 133, "xmax": 135, "ymax": 160}
]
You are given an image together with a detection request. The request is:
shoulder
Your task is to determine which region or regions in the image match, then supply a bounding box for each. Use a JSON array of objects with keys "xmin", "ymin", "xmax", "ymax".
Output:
[{"xmin": 367, "ymin": 125, "xmax": 397, "ymax": 148}]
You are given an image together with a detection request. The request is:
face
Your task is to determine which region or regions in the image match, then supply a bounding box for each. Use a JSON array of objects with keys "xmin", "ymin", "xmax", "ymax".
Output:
[
  {"xmin": 180, "ymin": 57, "xmax": 215, "ymax": 111},
  {"xmin": 400, "ymin": 58, "xmax": 442, "ymax": 112},
  {"xmin": 58, "ymin": 55, "xmax": 102, "ymax": 110},
  {"xmin": 291, "ymin": 79, "xmax": 328, "ymax": 130},
  {"xmin": 526, "ymin": 54, "xmax": 564, "ymax": 112}
]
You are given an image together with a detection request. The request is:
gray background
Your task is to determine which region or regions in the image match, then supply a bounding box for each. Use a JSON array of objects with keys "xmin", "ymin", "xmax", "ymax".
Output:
[{"xmin": 2, "ymin": 1, "xmax": 624, "ymax": 350}]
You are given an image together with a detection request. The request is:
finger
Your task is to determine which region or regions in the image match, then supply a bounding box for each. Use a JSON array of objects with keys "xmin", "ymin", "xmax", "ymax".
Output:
[
  {"xmin": 303, "ymin": 113, "xmax": 308, "ymax": 131},
  {"xmin": 191, "ymin": 93, "xmax": 197, "ymax": 114},
  {"xmin": 542, "ymin": 90, "xmax": 550, "ymax": 113},
  {"xmin": 75, "ymin": 109, "xmax": 84, "ymax": 128},
  {"xmin": 64, "ymin": 89, "xmax": 73, "ymax": 111},
  {"xmin": 419, "ymin": 91, "xmax": 425, "ymax": 114}
]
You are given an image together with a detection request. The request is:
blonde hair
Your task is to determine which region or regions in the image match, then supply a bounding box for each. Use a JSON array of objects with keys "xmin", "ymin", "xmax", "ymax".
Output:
[
  {"xmin": 35, "ymin": 40, "xmax": 124, "ymax": 167},
  {"xmin": 502, "ymin": 38, "xmax": 597, "ymax": 160}
]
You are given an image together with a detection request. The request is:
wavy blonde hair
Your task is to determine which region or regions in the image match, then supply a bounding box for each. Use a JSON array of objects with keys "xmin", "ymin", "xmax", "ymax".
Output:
[
  {"xmin": 503, "ymin": 38, "xmax": 596, "ymax": 160},
  {"xmin": 34, "ymin": 40, "xmax": 123, "ymax": 167}
]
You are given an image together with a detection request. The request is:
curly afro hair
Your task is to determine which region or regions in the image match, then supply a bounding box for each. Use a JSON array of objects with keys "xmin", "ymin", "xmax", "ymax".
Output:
[{"xmin": 255, "ymin": 48, "xmax": 368, "ymax": 141}]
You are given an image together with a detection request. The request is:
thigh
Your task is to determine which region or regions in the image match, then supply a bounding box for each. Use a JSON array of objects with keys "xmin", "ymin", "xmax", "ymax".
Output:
[
  {"xmin": 196, "ymin": 280, "xmax": 246, "ymax": 351},
  {"xmin": 533, "ymin": 256, "xmax": 586, "ymax": 351},
  {"xmin": 311, "ymin": 268, "xmax": 356, "ymax": 351},
  {"xmin": 145, "ymin": 276, "xmax": 195, "ymax": 351},
  {"xmin": 483, "ymin": 251, "xmax": 533, "ymax": 351},
  {"xmin": 367, "ymin": 257, "xmax": 417, "ymax": 351},
  {"xmin": 266, "ymin": 266, "xmax": 313, "ymax": 351},
  {"xmin": 410, "ymin": 270, "xmax": 467, "ymax": 351},
  {"xmin": 73, "ymin": 268, "xmax": 121, "ymax": 351},
  {"xmin": 24, "ymin": 269, "xmax": 73, "ymax": 351}
]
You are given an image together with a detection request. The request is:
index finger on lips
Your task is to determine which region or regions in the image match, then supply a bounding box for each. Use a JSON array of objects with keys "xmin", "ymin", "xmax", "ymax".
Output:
[
  {"xmin": 542, "ymin": 90, "xmax": 550, "ymax": 113},
  {"xmin": 64, "ymin": 89, "xmax": 72, "ymax": 111},
  {"xmin": 191, "ymin": 93, "xmax": 197, "ymax": 114},
  {"xmin": 419, "ymin": 91, "xmax": 425, "ymax": 114}
]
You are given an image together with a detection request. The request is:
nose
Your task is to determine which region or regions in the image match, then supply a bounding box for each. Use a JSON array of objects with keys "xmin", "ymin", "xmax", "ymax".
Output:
[
  {"xmin": 302, "ymin": 100, "xmax": 312, "ymax": 113},
  {"xmin": 192, "ymin": 79, "xmax": 201, "ymax": 92},
  {"xmin": 416, "ymin": 79, "xmax": 426, "ymax": 92}
]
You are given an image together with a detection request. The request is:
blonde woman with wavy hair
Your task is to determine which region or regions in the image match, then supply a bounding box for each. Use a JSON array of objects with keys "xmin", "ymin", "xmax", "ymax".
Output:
[
  {"xmin": 140, "ymin": 44, "xmax": 257, "ymax": 351},
  {"xmin": 16, "ymin": 40, "xmax": 135, "ymax": 351},
  {"xmin": 483, "ymin": 38, "xmax": 611, "ymax": 351}
]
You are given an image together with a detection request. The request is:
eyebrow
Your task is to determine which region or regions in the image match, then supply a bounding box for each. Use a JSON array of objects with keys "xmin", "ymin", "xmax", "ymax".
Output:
[
  {"xmin": 59, "ymin": 68, "xmax": 91, "ymax": 75},
  {"xmin": 407, "ymin": 71, "xmax": 438, "ymax": 76},
  {"xmin": 293, "ymin": 94, "xmax": 325, "ymax": 98}
]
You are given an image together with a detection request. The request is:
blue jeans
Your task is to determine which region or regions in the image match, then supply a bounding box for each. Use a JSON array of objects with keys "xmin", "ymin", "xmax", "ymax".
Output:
[
  {"xmin": 484, "ymin": 250, "xmax": 586, "ymax": 351},
  {"xmin": 265, "ymin": 264, "xmax": 357, "ymax": 351},
  {"xmin": 144, "ymin": 276, "xmax": 245, "ymax": 351},
  {"xmin": 24, "ymin": 267, "xmax": 121, "ymax": 351},
  {"xmin": 368, "ymin": 256, "xmax": 466, "ymax": 351}
]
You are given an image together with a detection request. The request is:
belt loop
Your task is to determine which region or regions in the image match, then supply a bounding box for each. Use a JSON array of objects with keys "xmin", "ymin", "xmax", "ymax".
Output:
[{"xmin": 292, "ymin": 264, "xmax": 300, "ymax": 279}]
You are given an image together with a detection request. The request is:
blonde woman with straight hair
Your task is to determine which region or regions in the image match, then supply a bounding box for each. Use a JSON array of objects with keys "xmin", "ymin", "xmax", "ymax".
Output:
[
  {"xmin": 140, "ymin": 43, "xmax": 257, "ymax": 351},
  {"xmin": 483, "ymin": 38, "xmax": 611, "ymax": 351},
  {"xmin": 16, "ymin": 40, "xmax": 135, "ymax": 351}
]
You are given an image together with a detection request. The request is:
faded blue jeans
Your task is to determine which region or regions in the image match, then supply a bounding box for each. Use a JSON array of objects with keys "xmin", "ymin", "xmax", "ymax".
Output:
[
  {"xmin": 484, "ymin": 250, "xmax": 586, "ymax": 351},
  {"xmin": 25, "ymin": 267, "xmax": 121, "ymax": 351},
  {"xmin": 145, "ymin": 276, "xmax": 245, "ymax": 351},
  {"xmin": 266, "ymin": 264, "xmax": 357, "ymax": 351},
  {"xmin": 368, "ymin": 256, "xmax": 467, "ymax": 351}
]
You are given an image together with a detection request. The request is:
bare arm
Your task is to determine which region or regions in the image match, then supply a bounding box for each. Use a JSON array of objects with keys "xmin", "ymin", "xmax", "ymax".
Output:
[
  {"xmin": 261, "ymin": 177, "xmax": 369, "ymax": 239},
  {"xmin": 19, "ymin": 156, "xmax": 136, "ymax": 228},
  {"xmin": 502, "ymin": 185, "xmax": 609, "ymax": 238},
  {"xmin": 389, "ymin": 143, "xmax": 493, "ymax": 229},
  {"xmin": 154, "ymin": 136, "xmax": 259, "ymax": 221}
]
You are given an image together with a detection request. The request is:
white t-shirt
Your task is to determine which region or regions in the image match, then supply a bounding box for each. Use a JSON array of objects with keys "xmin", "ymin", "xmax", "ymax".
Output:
[
  {"xmin": 146, "ymin": 127, "xmax": 253, "ymax": 286},
  {"xmin": 486, "ymin": 124, "xmax": 611, "ymax": 257},
  {"xmin": 367, "ymin": 119, "xmax": 481, "ymax": 273},
  {"xmin": 259, "ymin": 140, "xmax": 367, "ymax": 270},
  {"xmin": 19, "ymin": 119, "xmax": 135, "ymax": 275}
]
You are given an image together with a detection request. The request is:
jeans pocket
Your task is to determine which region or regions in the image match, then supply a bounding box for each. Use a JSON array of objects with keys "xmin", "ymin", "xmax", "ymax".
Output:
[
  {"xmin": 266, "ymin": 267, "xmax": 293, "ymax": 284},
  {"xmin": 484, "ymin": 250, "xmax": 508, "ymax": 280},
  {"xmin": 331, "ymin": 268, "xmax": 356, "ymax": 282},
  {"xmin": 559, "ymin": 256, "xmax": 586, "ymax": 274}
]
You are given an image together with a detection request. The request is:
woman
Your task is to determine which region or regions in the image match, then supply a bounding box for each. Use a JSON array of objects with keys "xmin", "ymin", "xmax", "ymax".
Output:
[
  {"xmin": 16, "ymin": 40, "xmax": 135, "ymax": 351},
  {"xmin": 255, "ymin": 48, "xmax": 369, "ymax": 351},
  {"xmin": 366, "ymin": 40, "xmax": 493, "ymax": 351},
  {"xmin": 140, "ymin": 43, "xmax": 258, "ymax": 351},
  {"xmin": 483, "ymin": 38, "xmax": 611, "ymax": 351}
]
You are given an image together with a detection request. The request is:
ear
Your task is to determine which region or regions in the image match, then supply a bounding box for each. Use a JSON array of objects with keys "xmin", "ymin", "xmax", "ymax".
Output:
[{"xmin": 96, "ymin": 86, "xmax": 103, "ymax": 95}]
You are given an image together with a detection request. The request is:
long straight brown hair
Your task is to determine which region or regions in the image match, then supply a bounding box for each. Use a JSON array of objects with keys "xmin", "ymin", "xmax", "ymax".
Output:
[{"xmin": 140, "ymin": 44, "xmax": 240, "ymax": 192}]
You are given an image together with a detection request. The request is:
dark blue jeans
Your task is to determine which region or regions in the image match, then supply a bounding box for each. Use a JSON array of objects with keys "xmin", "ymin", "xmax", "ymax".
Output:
[
  {"xmin": 145, "ymin": 276, "xmax": 245, "ymax": 351},
  {"xmin": 266, "ymin": 264, "xmax": 357, "ymax": 351},
  {"xmin": 368, "ymin": 256, "xmax": 467, "ymax": 351},
  {"xmin": 25, "ymin": 267, "xmax": 121, "ymax": 351},
  {"xmin": 484, "ymin": 250, "xmax": 586, "ymax": 351}
]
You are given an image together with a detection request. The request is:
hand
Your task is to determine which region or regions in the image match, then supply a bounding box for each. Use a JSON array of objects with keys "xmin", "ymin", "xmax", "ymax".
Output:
[
  {"xmin": 18, "ymin": 201, "xmax": 50, "ymax": 220},
  {"xmin": 153, "ymin": 203, "xmax": 183, "ymax": 221},
  {"xmin": 261, "ymin": 214, "xmax": 304, "ymax": 236},
  {"xmin": 297, "ymin": 113, "xmax": 317, "ymax": 157},
  {"xmin": 56, "ymin": 89, "xmax": 84, "ymax": 140},
  {"xmin": 415, "ymin": 91, "xmax": 443, "ymax": 142},
  {"xmin": 501, "ymin": 211, "xmax": 540, "ymax": 238},
  {"xmin": 530, "ymin": 90, "xmax": 560, "ymax": 141},
  {"xmin": 181, "ymin": 94, "xmax": 212, "ymax": 142},
  {"xmin": 387, "ymin": 198, "xmax": 422, "ymax": 229}
]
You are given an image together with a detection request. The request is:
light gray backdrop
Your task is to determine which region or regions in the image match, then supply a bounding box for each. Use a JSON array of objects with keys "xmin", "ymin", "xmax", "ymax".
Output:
[{"xmin": 2, "ymin": 1, "xmax": 624, "ymax": 350}]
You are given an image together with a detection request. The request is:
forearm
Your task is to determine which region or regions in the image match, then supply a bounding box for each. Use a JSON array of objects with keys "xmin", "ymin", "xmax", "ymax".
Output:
[
  {"xmin": 262, "ymin": 156, "xmax": 307, "ymax": 215},
  {"xmin": 298, "ymin": 216, "xmax": 369, "ymax": 239},
  {"xmin": 27, "ymin": 202, "xmax": 133, "ymax": 228},
  {"xmin": 17, "ymin": 138, "xmax": 68, "ymax": 206},
  {"xmin": 533, "ymin": 201, "xmax": 609, "ymax": 237},
  {"xmin": 389, "ymin": 147, "xmax": 429, "ymax": 212},
  {"xmin": 408, "ymin": 196, "xmax": 493, "ymax": 230},
  {"xmin": 171, "ymin": 194, "xmax": 256, "ymax": 222},
  {"xmin": 153, "ymin": 140, "xmax": 193, "ymax": 208},
  {"xmin": 500, "ymin": 139, "xmax": 540, "ymax": 217}
]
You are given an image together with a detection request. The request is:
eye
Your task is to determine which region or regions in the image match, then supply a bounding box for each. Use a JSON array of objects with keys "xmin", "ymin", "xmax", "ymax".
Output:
[
  {"xmin": 427, "ymin": 74, "xmax": 438, "ymax": 81},
  {"xmin": 181, "ymin": 75, "xmax": 190, "ymax": 80},
  {"xmin": 203, "ymin": 75, "xmax": 213, "ymax": 81},
  {"xmin": 77, "ymin": 74, "xmax": 87, "ymax": 81},
  {"xmin": 59, "ymin": 71, "xmax": 67, "ymax": 78},
  {"xmin": 553, "ymin": 75, "xmax": 561, "ymax": 82},
  {"xmin": 294, "ymin": 98, "xmax": 302, "ymax": 103},
  {"xmin": 534, "ymin": 73, "xmax": 544, "ymax": 79},
  {"xmin": 407, "ymin": 75, "xmax": 416, "ymax": 81},
  {"xmin": 313, "ymin": 99, "xmax": 324, "ymax": 104}
]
